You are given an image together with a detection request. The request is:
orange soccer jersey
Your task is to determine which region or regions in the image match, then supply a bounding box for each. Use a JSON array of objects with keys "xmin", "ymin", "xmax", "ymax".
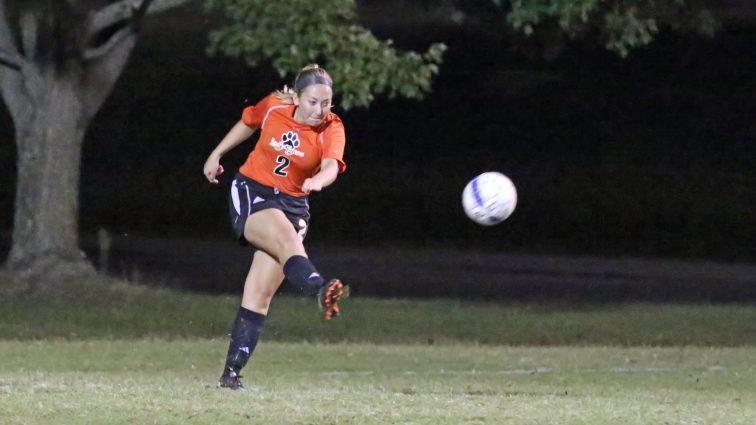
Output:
[{"xmin": 238, "ymin": 94, "xmax": 347, "ymax": 197}]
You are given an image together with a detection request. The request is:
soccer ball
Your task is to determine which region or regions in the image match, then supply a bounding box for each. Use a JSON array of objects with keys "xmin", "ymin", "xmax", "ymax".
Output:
[{"xmin": 462, "ymin": 172, "xmax": 517, "ymax": 226}]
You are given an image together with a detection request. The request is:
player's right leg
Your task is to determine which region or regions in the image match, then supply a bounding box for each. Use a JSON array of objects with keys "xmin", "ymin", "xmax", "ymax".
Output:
[
  {"xmin": 219, "ymin": 250, "xmax": 285, "ymax": 390},
  {"xmin": 240, "ymin": 250, "xmax": 285, "ymax": 315}
]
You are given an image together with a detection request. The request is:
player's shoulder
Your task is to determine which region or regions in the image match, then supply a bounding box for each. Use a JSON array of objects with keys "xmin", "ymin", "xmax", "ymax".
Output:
[
  {"xmin": 320, "ymin": 111, "xmax": 344, "ymax": 130},
  {"xmin": 245, "ymin": 93, "xmax": 294, "ymax": 127},
  {"xmin": 256, "ymin": 93, "xmax": 290, "ymax": 111}
]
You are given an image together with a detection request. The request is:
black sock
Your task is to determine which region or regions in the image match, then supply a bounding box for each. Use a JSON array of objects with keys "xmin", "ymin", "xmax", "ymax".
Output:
[
  {"xmin": 223, "ymin": 307, "xmax": 265, "ymax": 375},
  {"xmin": 283, "ymin": 255, "xmax": 325, "ymax": 295}
]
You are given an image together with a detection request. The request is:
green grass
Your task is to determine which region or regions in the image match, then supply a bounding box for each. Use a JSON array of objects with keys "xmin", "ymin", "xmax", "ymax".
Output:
[
  {"xmin": 1, "ymin": 277, "xmax": 756, "ymax": 424},
  {"xmin": 1, "ymin": 341, "xmax": 754, "ymax": 424},
  {"xmin": 2, "ymin": 278, "xmax": 756, "ymax": 345}
]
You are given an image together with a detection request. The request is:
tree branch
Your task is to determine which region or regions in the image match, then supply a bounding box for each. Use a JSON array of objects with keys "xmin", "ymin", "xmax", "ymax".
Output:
[
  {"xmin": 86, "ymin": 0, "xmax": 196, "ymax": 41},
  {"xmin": 0, "ymin": 49, "xmax": 22, "ymax": 71},
  {"xmin": 0, "ymin": 2, "xmax": 34, "ymax": 119},
  {"xmin": 18, "ymin": 8, "xmax": 38, "ymax": 62},
  {"xmin": 82, "ymin": 26, "xmax": 134, "ymax": 60},
  {"xmin": 0, "ymin": 0, "xmax": 19, "ymax": 56},
  {"xmin": 82, "ymin": 29, "xmax": 137, "ymax": 118}
]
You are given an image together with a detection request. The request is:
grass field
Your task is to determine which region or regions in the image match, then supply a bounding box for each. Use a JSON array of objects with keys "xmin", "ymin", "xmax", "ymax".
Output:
[{"xmin": 1, "ymin": 277, "xmax": 756, "ymax": 424}]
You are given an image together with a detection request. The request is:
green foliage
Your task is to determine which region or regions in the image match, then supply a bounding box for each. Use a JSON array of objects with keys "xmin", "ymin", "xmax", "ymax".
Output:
[
  {"xmin": 204, "ymin": 0, "xmax": 446, "ymax": 108},
  {"xmin": 501, "ymin": 0, "xmax": 718, "ymax": 56}
]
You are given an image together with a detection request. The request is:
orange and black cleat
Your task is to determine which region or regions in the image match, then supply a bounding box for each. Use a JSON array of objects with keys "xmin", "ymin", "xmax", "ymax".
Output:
[{"xmin": 318, "ymin": 279, "xmax": 350, "ymax": 320}]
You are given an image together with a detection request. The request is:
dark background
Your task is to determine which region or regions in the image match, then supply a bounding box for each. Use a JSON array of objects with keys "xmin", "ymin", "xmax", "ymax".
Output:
[{"xmin": 1, "ymin": 3, "xmax": 754, "ymax": 295}]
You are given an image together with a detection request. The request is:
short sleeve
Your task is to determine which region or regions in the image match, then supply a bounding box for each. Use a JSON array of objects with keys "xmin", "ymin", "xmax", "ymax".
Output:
[
  {"xmin": 321, "ymin": 118, "xmax": 347, "ymax": 173},
  {"xmin": 241, "ymin": 95, "xmax": 275, "ymax": 128}
]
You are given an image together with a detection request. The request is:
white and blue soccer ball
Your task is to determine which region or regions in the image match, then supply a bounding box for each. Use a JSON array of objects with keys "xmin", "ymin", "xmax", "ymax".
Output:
[{"xmin": 462, "ymin": 172, "xmax": 517, "ymax": 226}]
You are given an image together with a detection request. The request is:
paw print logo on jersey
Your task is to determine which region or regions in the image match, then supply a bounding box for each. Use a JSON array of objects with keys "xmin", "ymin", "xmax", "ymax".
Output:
[
  {"xmin": 281, "ymin": 131, "xmax": 300, "ymax": 150},
  {"xmin": 270, "ymin": 131, "xmax": 304, "ymax": 157}
]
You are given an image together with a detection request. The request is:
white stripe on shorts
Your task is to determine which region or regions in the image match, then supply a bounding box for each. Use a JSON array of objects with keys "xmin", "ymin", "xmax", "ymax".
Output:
[{"xmin": 231, "ymin": 180, "xmax": 241, "ymax": 215}]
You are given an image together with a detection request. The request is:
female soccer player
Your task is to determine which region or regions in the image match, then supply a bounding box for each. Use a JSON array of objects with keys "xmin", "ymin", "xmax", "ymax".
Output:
[{"xmin": 202, "ymin": 64, "xmax": 349, "ymax": 390}]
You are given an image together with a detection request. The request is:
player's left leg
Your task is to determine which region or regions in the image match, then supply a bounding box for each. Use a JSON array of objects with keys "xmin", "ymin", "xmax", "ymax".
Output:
[
  {"xmin": 243, "ymin": 208, "xmax": 328, "ymax": 295},
  {"xmin": 219, "ymin": 250, "xmax": 284, "ymax": 389},
  {"xmin": 318, "ymin": 278, "xmax": 349, "ymax": 320}
]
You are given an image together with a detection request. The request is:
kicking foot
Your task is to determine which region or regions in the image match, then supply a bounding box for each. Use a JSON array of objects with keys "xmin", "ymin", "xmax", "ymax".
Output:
[{"xmin": 318, "ymin": 279, "xmax": 350, "ymax": 320}]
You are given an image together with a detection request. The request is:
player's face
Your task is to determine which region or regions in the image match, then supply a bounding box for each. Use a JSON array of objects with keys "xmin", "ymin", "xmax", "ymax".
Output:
[{"xmin": 294, "ymin": 84, "xmax": 333, "ymax": 126}]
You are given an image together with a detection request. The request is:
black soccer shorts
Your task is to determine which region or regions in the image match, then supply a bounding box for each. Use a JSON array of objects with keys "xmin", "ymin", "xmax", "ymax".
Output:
[{"xmin": 228, "ymin": 172, "xmax": 310, "ymax": 245}]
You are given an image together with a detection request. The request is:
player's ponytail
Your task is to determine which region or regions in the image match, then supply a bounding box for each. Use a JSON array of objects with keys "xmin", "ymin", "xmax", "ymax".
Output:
[{"xmin": 275, "ymin": 64, "xmax": 333, "ymax": 104}]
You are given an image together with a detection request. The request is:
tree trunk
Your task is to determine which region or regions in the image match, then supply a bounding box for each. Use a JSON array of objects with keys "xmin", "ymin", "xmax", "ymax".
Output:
[
  {"xmin": 7, "ymin": 73, "xmax": 95, "ymax": 277},
  {"xmin": 0, "ymin": 0, "xmax": 190, "ymax": 280}
]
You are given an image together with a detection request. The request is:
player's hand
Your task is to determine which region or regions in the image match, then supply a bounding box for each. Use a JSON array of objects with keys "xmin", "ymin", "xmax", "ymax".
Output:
[
  {"xmin": 203, "ymin": 155, "xmax": 224, "ymax": 184},
  {"xmin": 301, "ymin": 178, "xmax": 323, "ymax": 193}
]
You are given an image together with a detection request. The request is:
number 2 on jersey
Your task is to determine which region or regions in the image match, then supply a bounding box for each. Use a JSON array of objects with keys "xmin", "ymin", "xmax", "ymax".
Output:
[{"xmin": 274, "ymin": 155, "xmax": 290, "ymax": 176}]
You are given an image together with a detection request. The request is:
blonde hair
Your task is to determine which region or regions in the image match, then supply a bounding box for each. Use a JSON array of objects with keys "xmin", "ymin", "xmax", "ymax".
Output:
[{"xmin": 275, "ymin": 64, "xmax": 333, "ymax": 104}]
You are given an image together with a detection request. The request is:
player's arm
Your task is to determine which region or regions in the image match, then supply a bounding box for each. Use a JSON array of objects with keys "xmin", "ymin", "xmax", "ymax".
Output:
[
  {"xmin": 301, "ymin": 158, "xmax": 339, "ymax": 193},
  {"xmin": 203, "ymin": 120, "xmax": 259, "ymax": 183}
]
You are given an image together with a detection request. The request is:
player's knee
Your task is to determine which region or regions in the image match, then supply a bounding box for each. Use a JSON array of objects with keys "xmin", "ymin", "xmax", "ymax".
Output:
[{"xmin": 268, "ymin": 230, "xmax": 301, "ymax": 255}]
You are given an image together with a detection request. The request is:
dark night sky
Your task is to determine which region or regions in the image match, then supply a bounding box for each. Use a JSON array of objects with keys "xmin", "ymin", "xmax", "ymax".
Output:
[{"xmin": 1, "ymin": 2, "xmax": 755, "ymax": 264}]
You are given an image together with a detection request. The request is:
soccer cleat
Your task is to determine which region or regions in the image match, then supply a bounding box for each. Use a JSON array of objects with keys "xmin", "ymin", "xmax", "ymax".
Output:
[
  {"xmin": 218, "ymin": 368, "xmax": 244, "ymax": 390},
  {"xmin": 318, "ymin": 279, "xmax": 350, "ymax": 320}
]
